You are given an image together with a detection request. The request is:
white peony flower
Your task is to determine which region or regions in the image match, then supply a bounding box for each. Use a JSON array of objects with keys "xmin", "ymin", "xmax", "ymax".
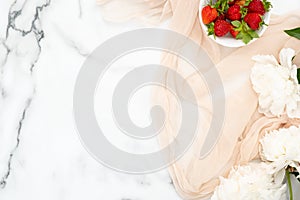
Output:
[
  {"xmin": 250, "ymin": 48, "xmax": 300, "ymax": 118},
  {"xmin": 211, "ymin": 162, "xmax": 287, "ymax": 200},
  {"xmin": 260, "ymin": 125, "xmax": 300, "ymax": 176}
]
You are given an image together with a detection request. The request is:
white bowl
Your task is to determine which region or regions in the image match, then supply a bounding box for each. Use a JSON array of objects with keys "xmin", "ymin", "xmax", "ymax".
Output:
[{"xmin": 199, "ymin": 0, "xmax": 271, "ymax": 48}]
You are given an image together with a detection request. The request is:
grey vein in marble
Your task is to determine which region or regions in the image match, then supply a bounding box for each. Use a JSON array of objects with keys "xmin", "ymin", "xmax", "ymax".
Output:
[
  {"xmin": 0, "ymin": 0, "xmax": 50, "ymax": 189},
  {"xmin": 0, "ymin": 99, "xmax": 31, "ymax": 188}
]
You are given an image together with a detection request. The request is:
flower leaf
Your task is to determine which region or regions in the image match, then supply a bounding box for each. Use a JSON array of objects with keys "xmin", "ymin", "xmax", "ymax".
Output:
[
  {"xmin": 297, "ymin": 68, "xmax": 300, "ymax": 84},
  {"xmin": 285, "ymin": 28, "xmax": 300, "ymax": 40}
]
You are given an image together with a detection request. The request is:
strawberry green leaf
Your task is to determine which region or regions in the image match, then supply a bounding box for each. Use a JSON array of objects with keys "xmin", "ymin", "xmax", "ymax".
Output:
[
  {"xmin": 213, "ymin": 0, "xmax": 230, "ymax": 14},
  {"xmin": 259, "ymin": 16, "xmax": 267, "ymax": 28},
  {"xmin": 240, "ymin": 7, "xmax": 248, "ymax": 18},
  {"xmin": 231, "ymin": 20, "xmax": 241, "ymax": 28},
  {"xmin": 262, "ymin": 0, "xmax": 272, "ymax": 12},
  {"xmin": 285, "ymin": 28, "xmax": 300, "ymax": 40},
  {"xmin": 248, "ymin": 30, "xmax": 259, "ymax": 38},
  {"xmin": 236, "ymin": 32, "xmax": 243, "ymax": 40},
  {"xmin": 206, "ymin": 22, "xmax": 215, "ymax": 38},
  {"xmin": 233, "ymin": 20, "xmax": 260, "ymax": 44},
  {"xmin": 242, "ymin": 33, "xmax": 252, "ymax": 44},
  {"xmin": 243, "ymin": 22, "xmax": 252, "ymax": 32},
  {"xmin": 244, "ymin": 0, "xmax": 252, "ymax": 6},
  {"xmin": 260, "ymin": 21, "xmax": 268, "ymax": 27}
]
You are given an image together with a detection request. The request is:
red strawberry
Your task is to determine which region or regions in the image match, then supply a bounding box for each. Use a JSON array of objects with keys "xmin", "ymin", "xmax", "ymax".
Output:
[
  {"xmin": 248, "ymin": 0, "xmax": 265, "ymax": 15},
  {"xmin": 244, "ymin": 13, "xmax": 262, "ymax": 30},
  {"xmin": 229, "ymin": 0, "xmax": 235, "ymax": 5},
  {"xmin": 216, "ymin": 14, "xmax": 226, "ymax": 21},
  {"xmin": 202, "ymin": 5, "xmax": 218, "ymax": 24},
  {"xmin": 214, "ymin": 20, "xmax": 231, "ymax": 37},
  {"xmin": 227, "ymin": 5, "xmax": 241, "ymax": 21},
  {"xmin": 230, "ymin": 26, "xmax": 239, "ymax": 38}
]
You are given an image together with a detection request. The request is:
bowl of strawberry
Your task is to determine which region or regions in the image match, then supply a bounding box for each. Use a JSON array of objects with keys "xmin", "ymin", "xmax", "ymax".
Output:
[{"xmin": 199, "ymin": 0, "xmax": 272, "ymax": 47}]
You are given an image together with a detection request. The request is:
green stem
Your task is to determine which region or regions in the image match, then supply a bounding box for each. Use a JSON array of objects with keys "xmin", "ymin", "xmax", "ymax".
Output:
[{"xmin": 286, "ymin": 169, "xmax": 294, "ymax": 200}]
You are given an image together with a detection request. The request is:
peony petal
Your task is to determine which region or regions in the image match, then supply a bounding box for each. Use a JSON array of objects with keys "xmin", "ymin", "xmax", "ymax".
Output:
[
  {"xmin": 211, "ymin": 162, "xmax": 287, "ymax": 200},
  {"xmin": 279, "ymin": 48, "xmax": 295, "ymax": 69},
  {"xmin": 251, "ymin": 48, "xmax": 300, "ymax": 118}
]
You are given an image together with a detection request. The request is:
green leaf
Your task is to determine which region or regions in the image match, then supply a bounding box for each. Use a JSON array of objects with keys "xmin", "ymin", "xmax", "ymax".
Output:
[
  {"xmin": 243, "ymin": 21, "xmax": 251, "ymax": 32},
  {"xmin": 214, "ymin": 0, "xmax": 230, "ymax": 13},
  {"xmin": 231, "ymin": 20, "xmax": 241, "ymax": 28},
  {"xmin": 231, "ymin": 17, "xmax": 263, "ymax": 44},
  {"xmin": 244, "ymin": 0, "xmax": 252, "ymax": 6},
  {"xmin": 285, "ymin": 28, "xmax": 300, "ymax": 40},
  {"xmin": 297, "ymin": 68, "xmax": 300, "ymax": 84},
  {"xmin": 248, "ymin": 30, "xmax": 259, "ymax": 38},
  {"xmin": 232, "ymin": 20, "xmax": 260, "ymax": 44},
  {"xmin": 206, "ymin": 22, "xmax": 215, "ymax": 38},
  {"xmin": 242, "ymin": 33, "xmax": 252, "ymax": 44},
  {"xmin": 241, "ymin": 7, "xmax": 248, "ymax": 18},
  {"xmin": 259, "ymin": 16, "xmax": 267, "ymax": 28},
  {"xmin": 262, "ymin": 0, "xmax": 272, "ymax": 12},
  {"xmin": 236, "ymin": 32, "xmax": 243, "ymax": 40}
]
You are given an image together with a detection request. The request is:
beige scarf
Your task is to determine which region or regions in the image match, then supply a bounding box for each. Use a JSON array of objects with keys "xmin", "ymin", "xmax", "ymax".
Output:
[{"xmin": 98, "ymin": 0, "xmax": 300, "ymax": 199}]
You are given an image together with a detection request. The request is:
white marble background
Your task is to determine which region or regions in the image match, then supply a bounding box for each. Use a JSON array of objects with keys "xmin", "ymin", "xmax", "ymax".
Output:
[{"xmin": 0, "ymin": 0, "xmax": 299, "ymax": 199}]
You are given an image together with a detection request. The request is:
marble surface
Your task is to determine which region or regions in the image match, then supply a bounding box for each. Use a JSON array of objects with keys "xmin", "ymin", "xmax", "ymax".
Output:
[{"xmin": 0, "ymin": 0, "xmax": 299, "ymax": 199}]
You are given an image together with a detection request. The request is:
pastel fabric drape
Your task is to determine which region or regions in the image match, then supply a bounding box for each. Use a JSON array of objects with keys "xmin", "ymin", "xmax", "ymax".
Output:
[{"xmin": 97, "ymin": 0, "xmax": 300, "ymax": 199}]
